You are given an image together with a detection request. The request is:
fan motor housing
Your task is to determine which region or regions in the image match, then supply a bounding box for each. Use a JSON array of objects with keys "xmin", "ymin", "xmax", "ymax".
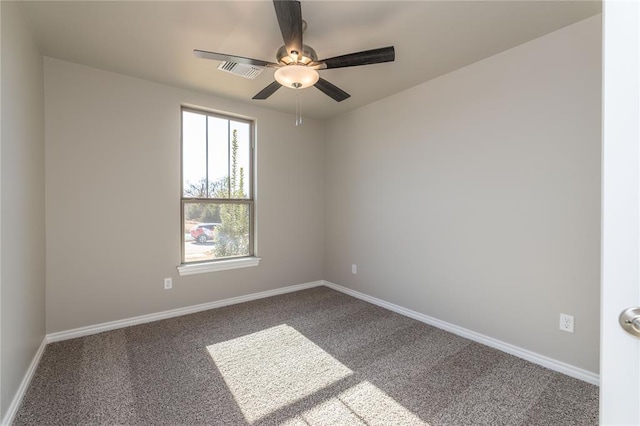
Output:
[{"xmin": 277, "ymin": 44, "xmax": 318, "ymax": 65}]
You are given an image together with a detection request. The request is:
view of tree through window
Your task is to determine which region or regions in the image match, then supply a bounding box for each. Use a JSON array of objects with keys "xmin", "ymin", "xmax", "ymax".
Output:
[{"xmin": 181, "ymin": 108, "xmax": 254, "ymax": 263}]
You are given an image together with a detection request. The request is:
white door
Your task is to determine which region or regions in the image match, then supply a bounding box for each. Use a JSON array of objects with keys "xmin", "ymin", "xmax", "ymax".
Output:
[{"xmin": 601, "ymin": 1, "xmax": 640, "ymax": 424}]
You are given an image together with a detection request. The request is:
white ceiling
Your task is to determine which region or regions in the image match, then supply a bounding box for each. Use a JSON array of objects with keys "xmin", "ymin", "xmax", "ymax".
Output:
[{"xmin": 21, "ymin": 1, "xmax": 601, "ymax": 120}]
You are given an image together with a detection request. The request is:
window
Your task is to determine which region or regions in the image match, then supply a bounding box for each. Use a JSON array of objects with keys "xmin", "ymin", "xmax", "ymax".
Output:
[{"xmin": 181, "ymin": 107, "xmax": 255, "ymax": 267}]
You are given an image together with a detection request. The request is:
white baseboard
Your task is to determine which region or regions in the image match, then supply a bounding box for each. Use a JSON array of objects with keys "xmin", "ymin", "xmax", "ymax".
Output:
[
  {"xmin": 47, "ymin": 280, "xmax": 324, "ymax": 343},
  {"xmin": 322, "ymin": 280, "xmax": 600, "ymax": 386},
  {"xmin": 1, "ymin": 337, "xmax": 47, "ymax": 426},
  {"xmin": 6, "ymin": 278, "xmax": 596, "ymax": 426}
]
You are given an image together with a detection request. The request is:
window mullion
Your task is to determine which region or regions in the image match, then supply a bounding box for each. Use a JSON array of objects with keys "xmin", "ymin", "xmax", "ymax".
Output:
[
  {"xmin": 205, "ymin": 116, "xmax": 209, "ymax": 198},
  {"xmin": 227, "ymin": 119, "xmax": 231, "ymax": 198}
]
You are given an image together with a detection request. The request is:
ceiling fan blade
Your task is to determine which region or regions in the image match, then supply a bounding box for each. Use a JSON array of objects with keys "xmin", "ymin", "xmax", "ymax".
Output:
[
  {"xmin": 252, "ymin": 81, "xmax": 282, "ymax": 100},
  {"xmin": 314, "ymin": 78, "xmax": 350, "ymax": 102},
  {"xmin": 315, "ymin": 46, "xmax": 395, "ymax": 70},
  {"xmin": 194, "ymin": 50, "xmax": 279, "ymax": 68},
  {"xmin": 273, "ymin": 0, "xmax": 303, "ymax": 61}
]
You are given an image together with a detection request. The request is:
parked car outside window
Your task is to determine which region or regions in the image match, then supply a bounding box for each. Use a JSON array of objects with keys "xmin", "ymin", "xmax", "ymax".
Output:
[{"xmin": 189, "ymin": 223, "xmax": 220, "ymax": 243}]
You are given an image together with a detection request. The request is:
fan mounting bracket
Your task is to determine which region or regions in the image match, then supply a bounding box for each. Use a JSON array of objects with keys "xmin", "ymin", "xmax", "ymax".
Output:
[{"xmin": 277, "ymin": 44, "xmax": 318, "ymax": 66}]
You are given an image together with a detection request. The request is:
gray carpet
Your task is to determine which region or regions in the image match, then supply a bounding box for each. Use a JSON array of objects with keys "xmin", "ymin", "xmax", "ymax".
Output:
[{"xmin": 13, "ymin": 286, "xmax": 598, "ymax": 425}]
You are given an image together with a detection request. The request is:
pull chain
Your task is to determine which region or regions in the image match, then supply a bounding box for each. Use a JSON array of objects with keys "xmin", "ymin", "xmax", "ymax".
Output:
[{"xmin": 295, "ymin": 91, "xmax": 303, "ymax": 126}]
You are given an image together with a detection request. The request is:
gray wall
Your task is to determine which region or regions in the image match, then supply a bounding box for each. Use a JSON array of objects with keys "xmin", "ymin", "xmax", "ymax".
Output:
[
  {"xmin": 0, "ymin": 11, "xmax": 602, "ymax": 416},
  {"xmin": 44, "ymin": 58, "xmax": 325, "ymax": 333},
  {"xmin": 324, "ymin": 16, "xmax": 601, "ymax": 373},
  {"xmin": 0, "ymin": 2, "xmax": 47, "ymax": 419}
]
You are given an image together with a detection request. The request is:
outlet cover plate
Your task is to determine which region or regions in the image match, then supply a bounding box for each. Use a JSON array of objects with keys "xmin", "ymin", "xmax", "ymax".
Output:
[{"xmin": 559, "ymin": 313, "xmax": 574, "ymax": 333}]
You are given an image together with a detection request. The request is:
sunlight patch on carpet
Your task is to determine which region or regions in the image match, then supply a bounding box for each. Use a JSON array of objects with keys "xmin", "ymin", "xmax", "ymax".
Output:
[
  {"xmin": 207, "ymin": 324, "xmax": 353, "ymax": 423},
  {"xmin": 282, "ymin": 381, "xmax": 430, "ymax": 426}
]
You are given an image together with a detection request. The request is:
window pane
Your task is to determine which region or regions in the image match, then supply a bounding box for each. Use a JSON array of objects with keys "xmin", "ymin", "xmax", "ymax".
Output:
[
  {"xmin": 184, "ymin": 202, "xmax": 251, "ymax": 263},
  {"xmin": 181, "ymin": 108, "xmax": 254, "ymax": 265},
  {"xmin": 208, "ymin": 116, "xmax": 230, "ymax": 198},
  {"xmin": 232, "ymin": 120, "xmax": 251, "ymax": 199},
  {"xmin": 182, "ymin": 111, "xmax": 207, "ymax": 197}
]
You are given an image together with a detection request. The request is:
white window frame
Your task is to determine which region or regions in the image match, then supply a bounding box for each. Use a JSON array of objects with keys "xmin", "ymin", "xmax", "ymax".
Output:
[{"xmin": 177, "ymin": 106, "xmax": 260, "ymax": 275}]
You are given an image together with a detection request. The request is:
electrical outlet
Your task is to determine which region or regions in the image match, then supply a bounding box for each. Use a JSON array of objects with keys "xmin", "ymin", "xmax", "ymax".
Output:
[
  {"xmin": 351, "ymin": 264, "xmax": 357, "ymax": 275},
  {"xmin": 164, "ymin": 277, "xmax": 172, "ymax": 290},
  {"xmin": 559, "ymin": 314, "xmax": 574, "ymax": 333}
]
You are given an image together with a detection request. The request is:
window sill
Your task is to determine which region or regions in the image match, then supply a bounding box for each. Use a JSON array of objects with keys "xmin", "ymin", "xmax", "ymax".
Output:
[{"xmin": 177, "ymin": 257, "xmax": 262, "ymax": 276}]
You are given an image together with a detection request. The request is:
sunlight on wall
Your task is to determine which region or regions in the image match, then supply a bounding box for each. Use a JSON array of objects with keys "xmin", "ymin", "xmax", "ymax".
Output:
[{"xmin": 207, "ymin": 324, "xmax": 429, "ymax": 425}]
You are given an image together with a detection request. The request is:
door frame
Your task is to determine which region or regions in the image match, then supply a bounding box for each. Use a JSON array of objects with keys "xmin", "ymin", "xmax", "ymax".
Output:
[{"xmin": 601, "ymin": 1, "xmax": 640, "ymax": 424}]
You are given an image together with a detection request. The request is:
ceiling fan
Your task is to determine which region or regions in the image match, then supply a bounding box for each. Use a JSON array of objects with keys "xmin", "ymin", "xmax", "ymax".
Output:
[{"xmin": 194, "ymin": 0, "xmax": 395, "ymax": 103}]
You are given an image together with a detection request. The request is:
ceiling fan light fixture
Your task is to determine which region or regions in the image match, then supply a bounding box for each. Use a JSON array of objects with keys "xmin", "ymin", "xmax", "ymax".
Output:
[
  {"xmin": 196, "ymin": 1, "xmax": 395, "ymax": 103},
  {"xmin": 275, "ymin": 65, "xmax": 319, "ymax": 89}
]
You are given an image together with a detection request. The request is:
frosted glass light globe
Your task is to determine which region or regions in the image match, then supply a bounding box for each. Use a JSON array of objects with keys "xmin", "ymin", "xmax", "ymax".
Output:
[{"xmin": 275, "ymin": 65, "xmax": 319, "ymax": 89}]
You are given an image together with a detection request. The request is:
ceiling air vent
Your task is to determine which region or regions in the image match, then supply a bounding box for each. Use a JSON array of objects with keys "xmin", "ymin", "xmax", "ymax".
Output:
[{"xmin": 217, "ymin": 61, "xmax": 265, "ymax": 80}]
